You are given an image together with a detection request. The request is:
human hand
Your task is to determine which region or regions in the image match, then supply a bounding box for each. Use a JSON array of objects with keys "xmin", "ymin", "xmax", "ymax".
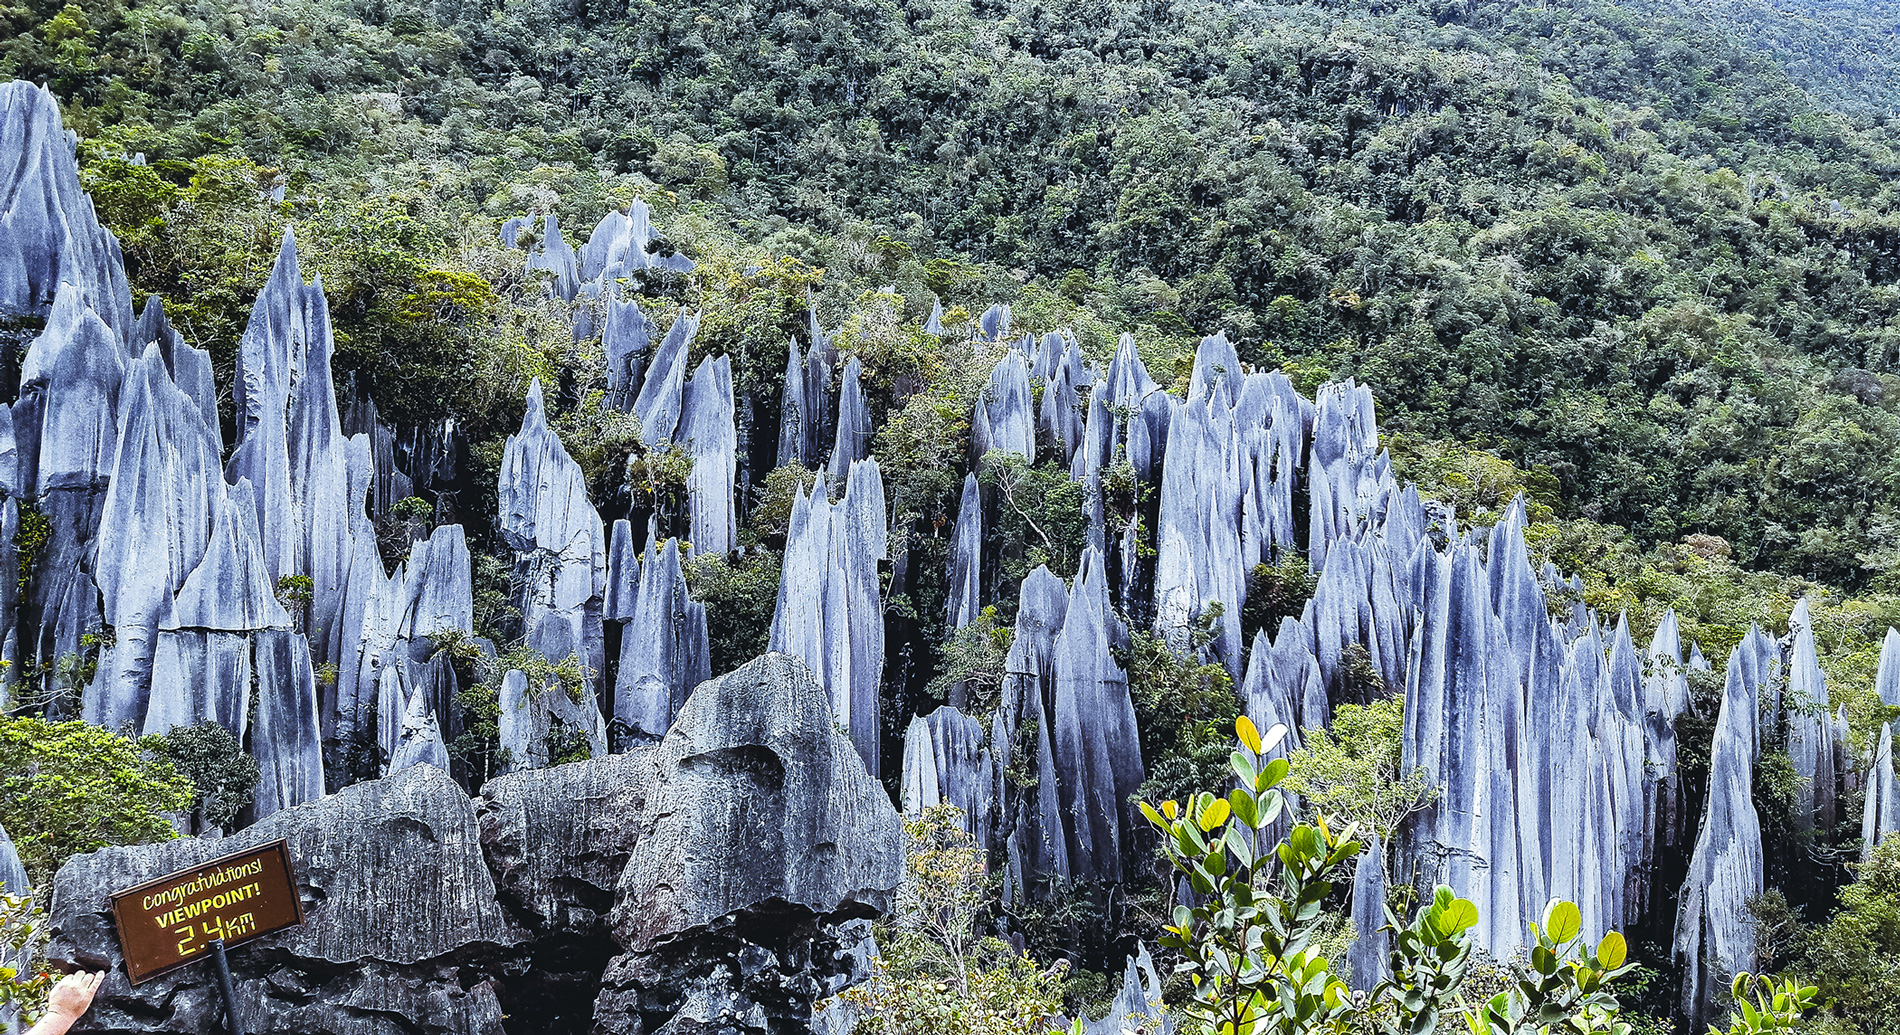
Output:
[{"xmin": 42, "ymin": 971, "xmax": 102, "ymax": 1022}]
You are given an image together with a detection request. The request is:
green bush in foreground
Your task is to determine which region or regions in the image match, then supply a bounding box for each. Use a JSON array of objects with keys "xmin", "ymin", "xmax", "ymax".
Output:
[{"xmin": 1142, "ymin": 717, "xmax": 1820, "ymax": 1035}]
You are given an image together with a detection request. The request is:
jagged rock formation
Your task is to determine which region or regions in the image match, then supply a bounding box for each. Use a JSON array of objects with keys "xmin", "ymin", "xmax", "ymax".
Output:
[
  {"xmin": 944, "ymin": 472, "xmax": 982, "ymax": 631},
  {"xmin": 1348, "ymin": 836, "xmax": 1390, "ymax": 992},
  {"xmin": 1675, "ymin": 630, "xmax": 1776, "ymax": 1030},
  {"xmin": 974, "ymin": 351, "xmax": 1033, "ymax": 462},
  {"xmin": 776, "ymin": 323, "xmax": 835, "ymax": 468},
  {"xmin": 827, "ymin": 356, "xmax": 871, "ymax": 486},
  {"xmin": 1062, "ymin": 947, "xmax": 1171, "ymax": 1035},
  {"xmin": 12, "ymin": 80, "xmax": 1895, "ymax": 1025},
  {"xmin": 594, "ymin": 653, "xmax": 903, "ymax": 1035},
  {"xmin": 0, "ymin": 81, "xmax": 134, "ymax": 352},
  {"xmin": 48, "ymin": 765, "xmax": 518, "ymax": 1034},
  {"xmin": 1784, "ymin": 600, "xmax": 1837, "ymax": 831},
  {"xmin": 1864, "ymin": 724, "xmax": 1898, "ymax": 860},
  {"xmin": 479, "ymin": 750, "xmax": 661, "ymax": 1031},
  {"xmin": 899, "ymin": 705, "xmax": 992, "ymax": 838},
  {"xmin": 609, "ymin": 536, "xmax": 709, "ymax": 746},
  {"xmin": 679, "ymin": 354, "xmax": 737, "ymax": 556},
  {"xmin": 769, "ymin": 460, "xmax": 887, "ymax": 775},
  {"xmin": 498, "ymin": 379, "xmax": 609, "ymax": 748}
]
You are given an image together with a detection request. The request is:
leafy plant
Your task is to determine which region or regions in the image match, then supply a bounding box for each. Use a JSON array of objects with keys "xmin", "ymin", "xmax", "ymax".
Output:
[
  {"xmin": 157, "ymin": 720, "xmax": 259, "ymax": 833},
  {"xmin": 0, "ymin": 717, "xmax": 192, "ymax": 886}
]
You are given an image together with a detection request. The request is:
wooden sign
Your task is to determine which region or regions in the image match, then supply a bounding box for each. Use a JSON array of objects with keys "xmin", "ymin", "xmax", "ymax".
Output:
[{"xmin": 109, "ymin": 840, "xmax": 304, "ymax": 984}]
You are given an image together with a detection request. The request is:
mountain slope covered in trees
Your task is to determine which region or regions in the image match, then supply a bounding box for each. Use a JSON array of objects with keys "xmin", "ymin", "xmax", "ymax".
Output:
[{"xmin": 7, "ymin": 0, "xmax": 1900, "ymax": 588}]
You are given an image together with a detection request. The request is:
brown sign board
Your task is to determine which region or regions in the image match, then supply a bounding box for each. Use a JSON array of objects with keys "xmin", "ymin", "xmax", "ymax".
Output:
[{"xmin": 109, "ymin": 839, "xmax": 304, "ymax": 984}]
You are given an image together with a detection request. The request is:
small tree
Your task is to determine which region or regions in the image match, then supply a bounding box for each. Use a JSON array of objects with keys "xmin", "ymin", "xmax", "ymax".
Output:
[
  {"xmin": 159, "ymin": 721, "xmax": 260, "ymax": 834},
  {"xmin": 837, "ymin": 806, "xmax": 1066, "ymax": 1035},
  {"xmin": 0, "ymin": 716, "xmax": 192, "ymax": 886}
]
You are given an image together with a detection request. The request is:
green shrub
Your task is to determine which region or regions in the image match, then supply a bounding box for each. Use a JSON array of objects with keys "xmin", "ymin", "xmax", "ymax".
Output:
[{"xmin": 0, "ymin": 717, "xmax": 192, "ymax": 886}]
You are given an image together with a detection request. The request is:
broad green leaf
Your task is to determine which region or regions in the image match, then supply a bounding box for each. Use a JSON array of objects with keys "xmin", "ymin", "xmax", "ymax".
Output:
[
  {"xmin": 1543, "ymin": 900, "xmax": 1582, "ymax": 944},
  {"xmin": 1439, "ymin": 897, "xmax": 1478, "ymax": 936},
  {"xmin": 1139, "ymin": 800, "xmax": 1165, "ymax": 828},
  {"xmin": 1596, "ymin": 930, "xmax": 1627, "ymax": 970},
  {"xmin": 1199, "ymin": 797, "xmax": 1232, "ymax": 830},
  {"xmin": 1236, "ymin": 714, "xmax": 1263, "ymax": 753}
]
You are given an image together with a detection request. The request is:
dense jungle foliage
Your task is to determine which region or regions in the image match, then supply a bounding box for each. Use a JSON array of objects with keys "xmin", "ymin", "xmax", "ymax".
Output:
[
  {"xmin": 8, "ymin": 0, "xmax": 1900, "ymax": 586},
  {"xmin": 7, "ymin": 0, "xmax": 1900, "ymax": 1029}
]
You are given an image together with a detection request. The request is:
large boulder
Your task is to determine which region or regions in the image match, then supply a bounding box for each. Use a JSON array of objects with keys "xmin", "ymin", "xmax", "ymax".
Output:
[
  {"xmin": 479, "ymin": 750, "xmax": 662, "ymax": 1034},
  {"xmin": 46, "ymin": 766, "xmax": 518, "ymax": 1034},
  {"xmin": 594, "ymin": 653, "xmax": 903, "ymax": 1035}
]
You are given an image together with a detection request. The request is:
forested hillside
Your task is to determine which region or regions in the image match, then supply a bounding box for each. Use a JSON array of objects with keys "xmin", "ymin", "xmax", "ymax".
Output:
[
  {"xmin": 6, "ymin": 0, "xmax": 1900, "ymax": 587},
  {"xmin": 5, "ymin": 1, "xmax": 1900, "ymax": 1031},
  {"xmin": 1669, "ymin": 0, "xmax": 1900, "ymax": 119}
]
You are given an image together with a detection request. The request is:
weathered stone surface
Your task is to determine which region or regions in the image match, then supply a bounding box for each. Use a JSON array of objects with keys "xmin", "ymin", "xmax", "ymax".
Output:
[
  {"xmin": 596, "ymin": 653, "xmax": 902, "ymax": 1035},
  {"xmin": 899, "ymin": 706, "xmax": 991, "ymax": 840},
  {"xmin": 1785, "ymin": 599, "xmax": 1837, "ymax": 831},
  {"xmin": 1051, "ymin": 547, "xmax": 1144, "ymax": 883},
  {"xmin": 498, "ymin": 379, "xmax": 608, "ymax": 707},
  {"xmin": 0, "ymin": 81, "xmax": 134, "ymax": 348},
  {"xmin": 944, "ymin": 472, "xmax": 982, "ymax": 631},
  {"xmin": 603, "ymin": 298, "xmax": 655, "ymax": 411},
  {"xmin": 612, "ymin": 537, "xmax": 710, "ymax": 745},
  {"xmin": 1878, "ymin": 628, "xmax": 1900, "ymax": 709},
  {"xmin": 991, "ymin": 566, "xmax": 1071, "ymax": 901},
  {"xmin": 678, "ymin": 354, "xmax": 737, "ymax": 557},
  {"xmin": 1864, "ymin": 723, "xmax": 1898, "ymax": 861},
  {"xmin": 776, "ymin": 332, "xmax": 834, "ymax": 468},
  {"xmin": 47, "ymin": 766, "xmax": 517, "ymax": 1034},
  {"xmin": 478, "ymin": 750, "xmax": 663, "ymax": 1034},
  {"xmin": 826, "ymin": 356, "xmax": 870, "ymax": 486},
  {"xmin": 976, "ymin": 351, "xmax": 1034, "ymax": 462},
  {"xmin": 526, "ymin": 214, "xmax": 580, "ymax": 301},
  {"xmin": 85, "ymin": 344, "xmax": 221, "ymax": 730},
  {"xmin": 634, "ymin": 311, "xmax": 699, "ymax": 446},
  {"xmin": 1347, "ymin": 836, "xmax": 1390, "ymax": 992},
  {"xmin": 251, "ymin": 628, "xmax": 327, "ymax": 818},
  {"xmin": 1675, "ymin": 632, "xmax": 1772, "ymax": 1031},
  {"xmin": 479, "ymin": 749, "xmax": 661, "ymax": 938},
  {"xmin": 769, "ymin": 460, "xmax": 887, "ymax": 776},
  {"xmin": 1069, "ymin": 947, "xmax": 1169, "ymax": 1035}
]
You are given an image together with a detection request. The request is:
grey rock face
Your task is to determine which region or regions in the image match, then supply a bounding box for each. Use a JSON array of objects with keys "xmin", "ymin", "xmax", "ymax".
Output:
[
  {"xmin": 0, "ymin": 81, "xmax": 134, "ymax": 348},
  {"xmin": 13, "ymin": 288, "xmax": 123, "ymax": 673},
  {"xmin": 776, "ymin": 331, "xmax": 835, "ymax": 468},
  {"xmin": 899, "ymin": 706, "xmax": 992, "ymax": 840},
  {"xmin": 769, "ymin": 460, "xmax": 887, "ymax": 776},
  {"xmin": 479, "ymin": 750, "xmax": 663, "ymax": 1034},
  {"xmin": 498, "ymin": 379, "xmax": 608, "ymax": 718},
  {"xmin": 945, "ymin": 472, "xmax": 982, "ymax": 631},
  {"xmin": 1864, "ymin": 723, "xmax": 1898, "ymax": 861},
  {"xmin": 826, "ymin": 356, "xmax": 870, "ymax": 486},
  {"xmin": 603, "ymin": 298, "xmax": 655, "ymax": 412},
  {"xmin": 596, "ymin": 653, "xmax": 903, "ymax": 1035},
  {"xmin": 976, "ymin": 351, "xmax": 1034, "ymax": 462},
  {"xmin": 991, "ymin": 566, "xmax": 1072, "ymax": 901},
  {"xmin": 479, "ymin": 749, "xmax": 661, "ymax": 940},
  {"xmin": 86, "ymin": 345, "xmax": 221, "ymax": 731},
  {"xmin": 1069, "ymin": 947, "xmax": 1170, "ymax": 1035},
  {"xmin": 611, "ymin": 537, "xmax": 710, "ymax": 745},
  {"xmin": 1051, "ymin": 548, "xmax": 1144, "ymax": 883},
  {"xmin": 678, "ymin": 354, "xmax": 737, "ymax": 556},
  {"xmin": 1348, "ymin": 836, "xmax": 1390, "ymax": 992},
  {"xmin": 1878, "ymin": 628, "xmax": 1900, "ymax": 709},
  {"xmin": 525, "ymin": 214, "xmax": 581, "ymax": 301},
  {"xmin": 1785, "ymin": 600, "xmax": 1837, "ymax": 831},
  {"xmin": 1675, "ymin": 632, "xmax": 1772, "ymax": 1031},
  {"xmin": 633, "ymin": 310, "xmax": 700, "ymax": 446},
  {"xmin": 47, "ymin": 765, "xmax": 517, "ymax": 1035}
]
